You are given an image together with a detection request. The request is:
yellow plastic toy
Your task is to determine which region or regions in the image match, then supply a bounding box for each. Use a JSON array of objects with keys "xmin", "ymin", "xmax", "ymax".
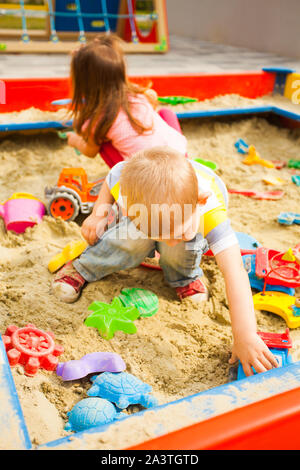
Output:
[
  {"xmin": 243, "ymin": 145, "xmax": 275, "ymax": 169},
  {"xmin": 5, "ymin": 192, "xmax": 43, "ymax": 202},
  {"xmin": 262, "ymin": 176, "xmax": 286, "ymax": 186},
  {"xmin": 282, "ymin": 248, "xmax": 296, "ymax": 262},
  {"xmin": 253, "ymin": 291, "xmax": 300, "ymax": 328},
  {"xmin": 48, "ymin": 240, "xmax": 88, "ymax": 273}
]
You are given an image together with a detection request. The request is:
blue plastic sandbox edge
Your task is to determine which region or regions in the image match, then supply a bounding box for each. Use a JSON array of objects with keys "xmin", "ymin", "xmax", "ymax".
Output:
[
  {"xmin": 0, "ymin": 105, "xmax": 300, "ymax": 133},
  {"xmin": 0, "ymin": 120, "xmax": 72, "ymax": 132},
  {"xmin": 41, "ymin": 361, "xmax": 300, "ymax": 449},
  {"xmin": 0, "ymin": 336, "xmax": 32, "ymax": 450}
]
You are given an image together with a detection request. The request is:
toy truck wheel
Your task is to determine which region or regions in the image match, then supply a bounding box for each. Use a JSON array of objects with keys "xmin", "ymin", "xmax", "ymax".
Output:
[{"xmin": 48, "ymin": 192, "xmax": 80, "ymax": 221}]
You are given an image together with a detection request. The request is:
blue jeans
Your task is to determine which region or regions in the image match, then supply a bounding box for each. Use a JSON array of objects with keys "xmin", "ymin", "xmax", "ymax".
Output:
[{"xmin": 73, "ymin": 217, "xmax": 208, "ymax": 288}]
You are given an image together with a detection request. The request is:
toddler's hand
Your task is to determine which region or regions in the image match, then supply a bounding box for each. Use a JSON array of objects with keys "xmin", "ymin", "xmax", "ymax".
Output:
[
  {"xmin": 81, "ymin": 214, "xmax": 107, "ymax": 245},
  {"xmin": 229, "ymin": 332, "xmax": 279, "ymax": 377}
]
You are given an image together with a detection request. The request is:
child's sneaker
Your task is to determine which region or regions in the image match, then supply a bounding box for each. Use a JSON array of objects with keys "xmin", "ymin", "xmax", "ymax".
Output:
[
  {"xmin": 176, "ymin": 278, "xmax": 209, "ymax": 302},
  {"xmin": 52, "ymin": 261, "xmax": 86, "ymax": 303}
]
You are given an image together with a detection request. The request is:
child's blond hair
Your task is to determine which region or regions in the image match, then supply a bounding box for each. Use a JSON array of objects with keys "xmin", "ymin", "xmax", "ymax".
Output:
[{"xmin": 120, "ymin": 146, "xmax": 199, "ymax": 238}]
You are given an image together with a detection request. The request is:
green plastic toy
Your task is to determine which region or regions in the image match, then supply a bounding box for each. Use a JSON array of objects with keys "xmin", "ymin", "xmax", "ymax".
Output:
[
  {"xmin": 85, "ymin": 297, "xmax": 140, "ymax": 340},
  {"xmin": 118, "ymin": 288, "xmax": 159, "ymax": 318},
  {"xmin": 57, "ymin": 130, "xmax": 81, "ymax": 155},
  {"xmin": 158, "ymin": 96, "xmax": 198, "ymax": 106},
  {"xmin": 57, "ymin": 131, "xmax": 68, "ymax": 139},
  {"xmin": 288, "ymin": 159, "xmax": 300, "ymax": 169},
  {"xmin": 194, "ymin": 158, "xmax": 218, "ymax": 171}
]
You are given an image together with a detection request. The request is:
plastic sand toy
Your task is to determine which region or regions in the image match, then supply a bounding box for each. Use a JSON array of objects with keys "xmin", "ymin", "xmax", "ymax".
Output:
[
  {"xmin": 242, "ymin": 246, "xmax": 300, "ymax": 292},
  {"xmin": 48, "ymin": 239, "xmax": 88, "ymax": 273},
  {"xmin": 194, "ymin": 158, "xmax": 218, "ymax": 171},
  {"xmin": 291, "ymin": 175, "xmax": 300, "ymax": 186},
  {"xmin": 2, "ymin": 324, "xmax": 64, "ymax": 376},
  {"xmin": 282, "ymin": 248, "xmax": 297, "ymax": 262},
  {"xmin": 157, "ymin": 96, "xmax": 197, "ymax": 105},
  {"xmin": 57, "ymin": 130, "xmax": 81, "ymax": 155},
  {"xmin": 278, "ymin": 212, "xmax": 300, "ymax": 225},
  {"xmin": 65, "ymin": 397, "xmax": 123, "ymax": 432},
  {"xmin": 45, "ymin": 168, "xmax": 105, "ymax": 221},
  {"xmin": 242, "ymin": 251, "xmax": 295, "ymax": 295},
  {"xmin": 118, "ymin": 288, "xmax": 159, "ymax": 317},
  {"xmin": 234, "ymin": 139, "xmax": 249, "ymax": 154},
  {"xmin": 237, "ymin": 329, "xmax": 293, "ymax": 380},
  {"xmin": 56, "ymin": 352, "xmax": 126, "ymax": 381},
  {"xmin": 84, "ymin": 297, "xmax": 140, "ymax": 340},
  {"xmin": 228, "ymin": 188, "xmax": 284, "ymax": 200},
  {"xmin": 288, "ymin": 159, "xmax": 300, "ymax": 169},
  {"xmin": 243, "ymin": 145, "xmax": 275, "ymax": 168},
  {"xmin": 272, "ymin": 160, "xmax": 286, "ymax": 170},
  {"xmin": 253, "ymin": 292, "xmax": 300, "ymax": 328},
  {"xmin": 291, "ymin": 297, "xmax": 300, "ymax": 317},
  {"xmin": 235, "ymin": 232, "xmax": 261, "ymax": 251},
  {"xmin": 234, "ymin": 139, "xmax": 275, "ymax": 168},
  {"xmin": 262, "ymin": 176, "xmax": 286, "ymax": 186},
  {"xmin": 87, "ymin": 372, "xmax": 159, "ymax": 409},
  {"xmin": 0, "ymin": 193, "xmax": 46, "ymax": 234}
]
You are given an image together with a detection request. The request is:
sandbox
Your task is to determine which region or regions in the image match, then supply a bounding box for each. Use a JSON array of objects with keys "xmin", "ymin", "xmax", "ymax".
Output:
[{"xmin": 0, "ymin": 70, "xmax": 300, "ymax": 450}]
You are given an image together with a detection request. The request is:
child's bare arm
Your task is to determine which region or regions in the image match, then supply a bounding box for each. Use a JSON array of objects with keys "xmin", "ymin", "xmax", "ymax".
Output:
[
  {"xmin": 215, "ymin": 244, "xmax": 278, "ymax": 376},
  {"xmin": 67, "ymin": 131, "xmax": 100, "ymax": 158},
  {"xmin": 81, "ymin": 181, "xmax": 114, "ymax": 245}
]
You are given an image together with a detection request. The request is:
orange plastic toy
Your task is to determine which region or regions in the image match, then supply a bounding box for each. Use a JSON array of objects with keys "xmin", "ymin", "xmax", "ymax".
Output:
[
  {"xmin": 243, "ymin": 145, "xmax": 275, "ymax": 169},
  {"xmin": 45, "ymin": 168, "xmax": 105, "ymax": 221}
]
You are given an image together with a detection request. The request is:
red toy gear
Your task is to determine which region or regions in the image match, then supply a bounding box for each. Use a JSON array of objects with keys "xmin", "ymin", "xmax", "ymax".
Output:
[{"xmin": 2, "ymin": 323, "xmax": 64, "ymax": 376}]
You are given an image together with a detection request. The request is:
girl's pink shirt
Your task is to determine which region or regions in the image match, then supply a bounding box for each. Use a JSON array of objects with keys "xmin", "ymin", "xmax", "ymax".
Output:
[{"xmin": 86, "ymin": 94, "xmax": 187, "ymax": 160}]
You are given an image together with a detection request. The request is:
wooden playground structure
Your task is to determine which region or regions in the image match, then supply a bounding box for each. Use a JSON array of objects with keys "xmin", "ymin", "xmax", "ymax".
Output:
[{"xmin": 0, "ymin": 0, "xmax": 169, "ymax": 53}]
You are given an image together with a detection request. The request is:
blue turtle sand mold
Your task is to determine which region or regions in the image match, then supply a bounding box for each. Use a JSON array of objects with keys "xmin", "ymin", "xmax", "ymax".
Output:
[
  {"xmin": 64, "ymin": 397, "xmax": 125, "ymax": 433},
  {"xmin": 87, "ymin": 372, "xmax": 159, "ymax": 409}
]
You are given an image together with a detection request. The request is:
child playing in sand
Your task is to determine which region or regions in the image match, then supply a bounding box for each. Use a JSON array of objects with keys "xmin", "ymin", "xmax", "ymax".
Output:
[
  {"xmin": 66, "ymin": 34, "xmax": 186, "ymax": 166},
  {"xmin": 52, "ymin": 146, "xmax": 278, "ymax": 377}
]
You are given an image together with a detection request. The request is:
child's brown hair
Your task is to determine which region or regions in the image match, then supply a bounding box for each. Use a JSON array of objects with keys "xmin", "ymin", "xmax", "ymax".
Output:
[
  {"xmin": 70, "ymin": 34, "xmax": 156, "ymax": 145},
  {"xmin": 120, "ymin": 146, "xmax": 199, "ymax": 239}
]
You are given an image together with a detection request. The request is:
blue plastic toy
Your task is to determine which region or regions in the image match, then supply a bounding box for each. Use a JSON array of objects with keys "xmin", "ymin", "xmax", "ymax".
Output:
[
  {"xmin": 237, "ymin": 329, "xmax": 293, "ymax": 380},
  {"xmin": 291, "ymin": 175, "xmax": 300, "ymax": 187},
  {"xmin": 236, "ymin": 232, "xmax": 261, "ymax": 251},
  {"xmin": 278, "ymin": 212, "xmax": 300, "ymax": 225},
  {"xmin": 64, "ymin": 397, "xmax": 123, "ymax": 433},
  {"xmin": 291, "ymin": 305, "xmax": 300, "ymax": 317},
  {"xmin": 234, "ymin": 139, "xmax": 249, "ymax": 154},
  {"xmin": 237, "ymin": 348, "xmax": 293, "ymax": 380},
  {"xmin": 87, "ymin": 372, "xmax": 159, "ymax": 409}
]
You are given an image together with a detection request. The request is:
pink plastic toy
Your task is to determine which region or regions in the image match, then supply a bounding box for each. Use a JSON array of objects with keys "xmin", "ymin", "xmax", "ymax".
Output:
[
  {"xmin": 0, "ymin": 193, "xmax": 46, "ymax": 233},
  {"xmin": 2, "ymin": 323, "xmax": 64, "ymax": 376}
]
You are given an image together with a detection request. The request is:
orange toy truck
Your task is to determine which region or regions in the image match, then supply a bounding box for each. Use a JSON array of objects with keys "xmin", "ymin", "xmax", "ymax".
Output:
[{"xmin": 45, "ymin": 168, "xmax": 105, "ymax": 221}]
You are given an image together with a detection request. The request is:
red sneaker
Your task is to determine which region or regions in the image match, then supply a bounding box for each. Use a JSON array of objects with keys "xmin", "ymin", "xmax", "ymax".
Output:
[
  {"xmin": 52, "ymin": 261, "xmax": 86, "ymax": 303},
  {"xmin": 176, "ymin": 278, "xmax": 208, "ymax": 302}
]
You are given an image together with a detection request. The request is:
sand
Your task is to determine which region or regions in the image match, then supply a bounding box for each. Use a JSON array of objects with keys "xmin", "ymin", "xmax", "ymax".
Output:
[{"xmin": 0, "ymin": 97, "xmax": 300, "ymax": 449}]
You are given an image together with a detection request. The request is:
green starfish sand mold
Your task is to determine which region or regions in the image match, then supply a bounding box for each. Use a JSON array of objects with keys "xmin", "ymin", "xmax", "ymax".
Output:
[
  {"xmin": 84, "ymin": 297, "xmax": 140, "ymax": 340},
  {"xmin": 118, "ymin": 288, "xmax": 159, "ymax": 318}
]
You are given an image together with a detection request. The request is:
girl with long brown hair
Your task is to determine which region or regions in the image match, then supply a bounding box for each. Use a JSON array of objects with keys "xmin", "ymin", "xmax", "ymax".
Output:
[{"xmin": 66, "ymin": 34, "xmax": 186, "ymax": 166}]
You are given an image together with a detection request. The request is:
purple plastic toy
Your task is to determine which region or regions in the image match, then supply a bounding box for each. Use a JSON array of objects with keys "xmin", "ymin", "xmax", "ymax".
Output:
[{"xmin": 56, "ymin": 352, "xmax": 126, "ymax": 381}]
